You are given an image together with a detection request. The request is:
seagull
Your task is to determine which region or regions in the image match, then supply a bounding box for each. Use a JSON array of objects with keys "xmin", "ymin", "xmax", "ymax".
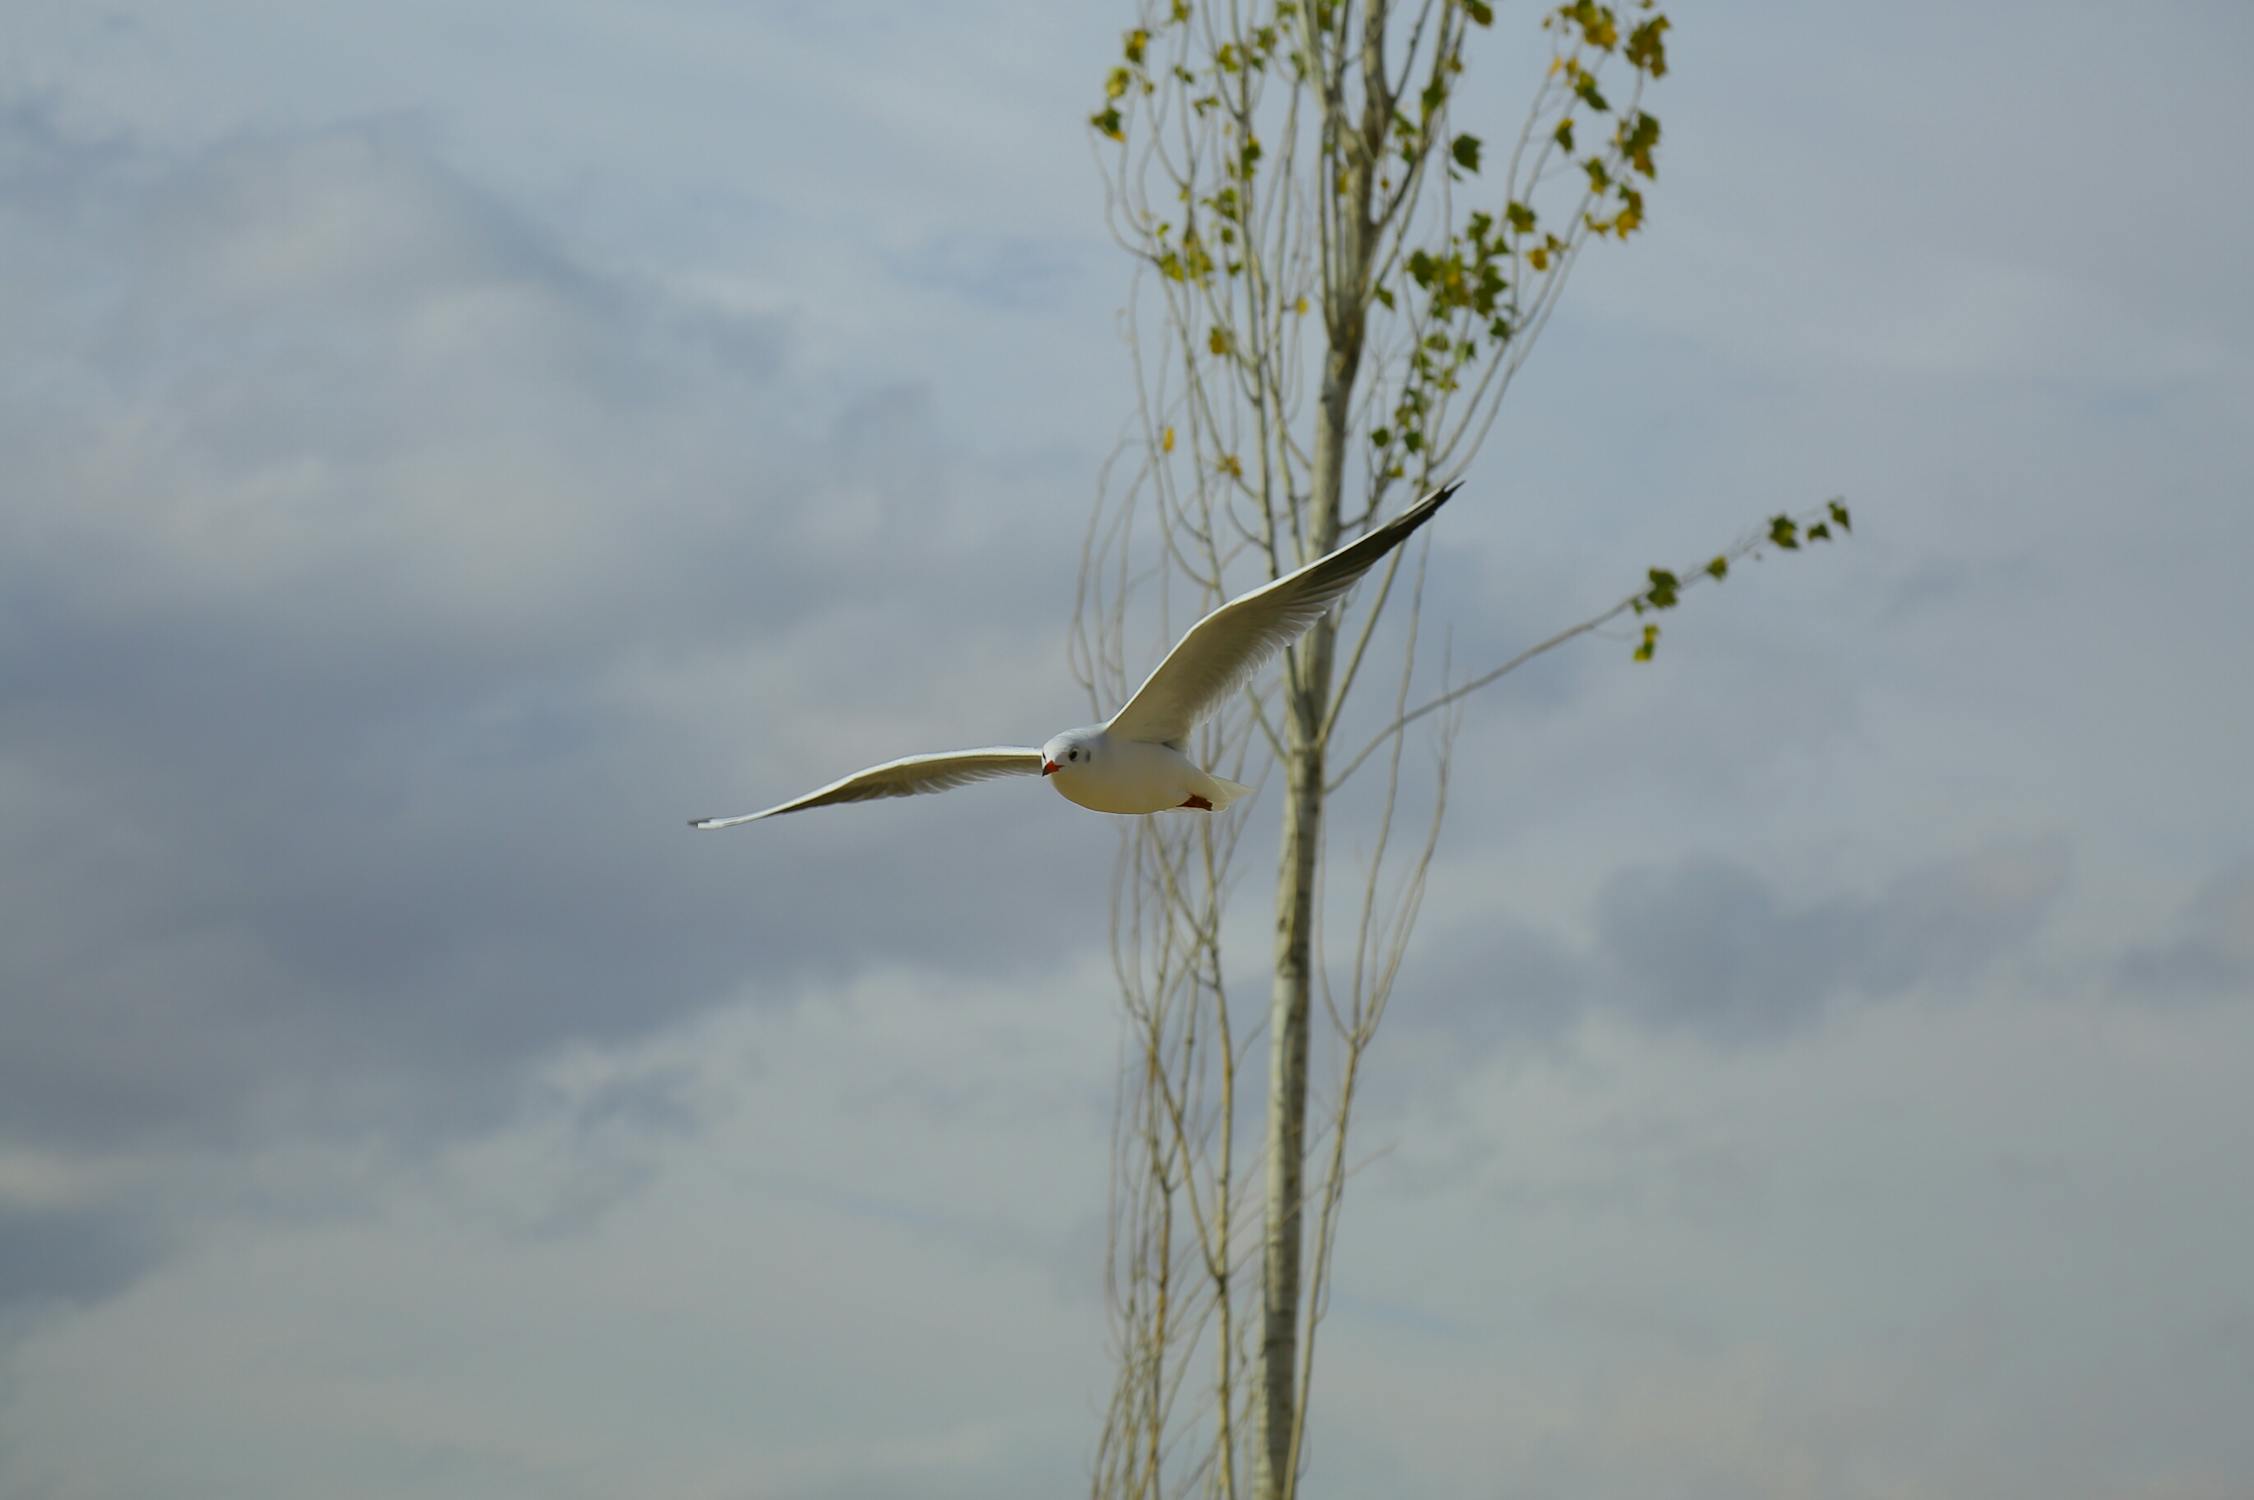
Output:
[{"xmin": 689, "ymin": 481, "xmax": 1460, "ymax": 829}]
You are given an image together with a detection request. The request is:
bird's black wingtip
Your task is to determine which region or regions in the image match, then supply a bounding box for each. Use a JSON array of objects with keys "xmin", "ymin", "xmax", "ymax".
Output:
[{"xmin": 1398, "ymin": 480, "xmax": 1463, "ymax": 527}]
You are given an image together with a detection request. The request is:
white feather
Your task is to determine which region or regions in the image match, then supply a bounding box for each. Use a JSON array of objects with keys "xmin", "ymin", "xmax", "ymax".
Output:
[
  {"xmin": 1103, "ymin": 482, "xmax": 1459, "ymax": 746},
  {"xmin": 688, "ymin": 747, "xmax": 1044, "ymax": 829}
]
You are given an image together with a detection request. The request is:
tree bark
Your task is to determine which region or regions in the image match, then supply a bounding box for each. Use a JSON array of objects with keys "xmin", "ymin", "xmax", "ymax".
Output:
[
  {"xmin": 1254, "ymin": 335, "xmax": 1359, "ymax": 1499},
  {"xmin": 1254, "ymin": 12, "xmax": 1397, "ymax": 1477}
]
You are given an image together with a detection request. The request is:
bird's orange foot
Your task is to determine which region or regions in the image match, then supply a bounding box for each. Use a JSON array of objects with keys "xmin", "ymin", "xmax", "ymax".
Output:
[{"xmin": 1180, "ymin": 794, "xmax": 1215, "ymax": 811}]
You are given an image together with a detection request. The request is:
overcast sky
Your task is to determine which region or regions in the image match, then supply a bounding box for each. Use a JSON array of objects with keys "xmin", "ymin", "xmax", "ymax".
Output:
[{"xmin": 4, "ymin": 3, "xmax": 2250, "ymax": 1497}]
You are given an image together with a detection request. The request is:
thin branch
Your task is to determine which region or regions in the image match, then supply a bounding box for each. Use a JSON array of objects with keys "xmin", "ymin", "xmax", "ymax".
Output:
[{"xmin": 1329, "ymin": 499, "xmax": 1844, "ymax": 793}]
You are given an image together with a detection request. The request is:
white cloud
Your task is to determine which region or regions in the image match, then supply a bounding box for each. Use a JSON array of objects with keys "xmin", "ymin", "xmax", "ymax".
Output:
[
  {"xmin": 7, "ymin": 953, "xmax": 2250, "ymax": 1499},
  {"xmin": 0, "ymin": 963, "xmax": 1119, "ymax": 1500}
]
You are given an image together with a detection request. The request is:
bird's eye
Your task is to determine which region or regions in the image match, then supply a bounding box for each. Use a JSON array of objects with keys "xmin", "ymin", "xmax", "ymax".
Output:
[{"xmin": 1069, "ymin": 749, "xmax": 1080, "ymax": 761}]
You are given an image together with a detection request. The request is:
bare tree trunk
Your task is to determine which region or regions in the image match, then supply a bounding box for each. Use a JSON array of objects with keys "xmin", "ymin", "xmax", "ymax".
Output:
[
  {"xmin": 1254, "ymin": 8, "xmax": 1386, "ymax": 1470},
  {"xmin": 1255, "ymin": 631, "xmax": 1328, "ymax": 1500},
  {"xmin": 1256, "ymin": 332, "xmax": 1361, "ymax": 1498}
]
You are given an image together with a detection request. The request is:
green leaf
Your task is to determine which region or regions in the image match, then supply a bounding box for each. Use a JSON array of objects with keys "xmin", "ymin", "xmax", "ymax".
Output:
[
  {"xmin": 1807, "ymin": 520, "xmax": 1832, "ymax": 543},
  {"xmin": 1828, "ymin": 498, "xmax": 1853, "ymax": 533},
  {"xmin": 1646, "ymin": 566, "xmax": 1680, "ymax": 608},
  {"xmin": 1371, "ymin": 426, "xmax": 1392, "ymax": 447},
  {"xmin": 1634, "ymin": 622, "xmax": 1659, "ymax": 662},
  {"xmin": 1123, "ymin": 27, "xmax": 1150, "ymax": 65},
  {"xmin": 1179, "ymin": 230, "xmax": 1213, "ymax": 279},
  {"xmin": 1618, "ymin": 111, "xmax": 1661, "ymax": 176},
  {"xmin": 1769, "ymin": 515, "xmax": 1800, "ymax": 550},
  {"xmin": 1705, "ymin": 554, "xmax": 1729, "ymax": 581},
  {"xmin": 1451, "ymin": 133, "xmax": 1483, "ymax": 173},
  {"xmin": 1462, "ymin": 0, "xmax": 1496, "ymax": 23},
  {"xmin": 1625, "ymin": 15, "xmax": 1670, "ymax": 77},
  {"xmin": 1613, "ymin": 183, "xmax": 1644, "ymax": 235},
  {"xmin": 1090, "ymin": 106, "xmax": 1124, "ymax": 141},
  {"xmin": 1553, "ymin": 117, "xmax": 1575, "ymax": 153},
  {"xmin": 1571, "ymin": 1, "xmax": 1620, "ymax": 49},
  {"xmin": 1505, "ymin": 200, "xmax": 1537, "ymax": 235}
]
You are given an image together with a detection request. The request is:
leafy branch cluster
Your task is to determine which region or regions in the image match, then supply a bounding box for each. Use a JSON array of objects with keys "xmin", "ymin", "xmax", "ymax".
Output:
[
  {"xmin": 1084, "ymin": 0, "xmax": 1674, "ymax": 569},
  {"xmin": 1377, "ymin": 1, "xmax": 1670, "ymax": 474},
  {"xmin": 1630, "ymin": 498, "xmax": 1852, "ymax": 660}
]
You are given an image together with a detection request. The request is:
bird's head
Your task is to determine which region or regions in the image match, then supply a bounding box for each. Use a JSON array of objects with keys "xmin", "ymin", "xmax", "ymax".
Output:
[{"xmin": 1040, "ymin": 730, "xmax": 1101, "ymax": 778}]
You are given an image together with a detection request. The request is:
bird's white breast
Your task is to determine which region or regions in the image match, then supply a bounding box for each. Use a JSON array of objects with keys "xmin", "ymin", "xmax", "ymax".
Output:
[{"xmin": 1048, "ymin": 737, "xmax": 1200, "ymax": 815}]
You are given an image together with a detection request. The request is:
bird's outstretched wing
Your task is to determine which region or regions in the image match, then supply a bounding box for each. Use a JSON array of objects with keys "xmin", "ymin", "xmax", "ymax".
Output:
[
  {"xmin": 1105, "ymin": 481, "xmax": 1461, "ymax": 746},
  {"xmin": 689, "ymin": 747, "xmax": 1045, "ymax": 830}
]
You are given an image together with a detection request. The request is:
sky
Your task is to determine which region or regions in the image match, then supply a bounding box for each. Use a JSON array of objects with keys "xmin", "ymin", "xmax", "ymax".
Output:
[{"xmin": 3, "ymin": 2, "xmax": 2250, "ymax": 1497}]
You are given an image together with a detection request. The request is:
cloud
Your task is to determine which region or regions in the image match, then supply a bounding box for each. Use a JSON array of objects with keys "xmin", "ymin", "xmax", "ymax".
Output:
[
  {"xmin": 1595, "ymin": 834, "xmax": 2071, "ymax": 1043},
  {"xmin": 2117, "ymin": 862, "xmax": 2254, "ymax": 1002},
  {"xmin": 1392, "ymin": 834, "xmax": 2072, "ymax": 1068},
  {"xmin": 884, "ymin": 232, "xmax": 1083, "ymax": 312},
  {"xmin": 0, "ymin": 111, "xmax": 1113, "ymax": 1247},
  {"xmin": 1403, "ymin": 913, "xmax": 1591, "ymax": 1051},
  {"xmin": 0, "ymin": 1202, "xmax": 160, "ymax": 1315},
  {"xmin": 0, "ymin": 965, "xmax": 1121, "ymax": 1500}
]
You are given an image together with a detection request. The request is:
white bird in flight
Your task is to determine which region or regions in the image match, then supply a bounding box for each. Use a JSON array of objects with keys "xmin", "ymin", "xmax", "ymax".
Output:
[{"xmin": 689, "ymin": 481, "xmax": 1460, "ymax": 830}]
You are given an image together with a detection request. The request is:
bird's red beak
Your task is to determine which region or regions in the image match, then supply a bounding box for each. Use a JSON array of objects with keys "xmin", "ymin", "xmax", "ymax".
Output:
[{"xmin": 1041, "ymin": 759, "xmax": 1059, "ymax": 777}]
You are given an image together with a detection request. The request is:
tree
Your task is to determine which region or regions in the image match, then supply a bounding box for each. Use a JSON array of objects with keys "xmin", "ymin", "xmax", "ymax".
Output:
[{"xmin": 1074, "ymin": 4, "xmax": 1844, "ymax": 1496}]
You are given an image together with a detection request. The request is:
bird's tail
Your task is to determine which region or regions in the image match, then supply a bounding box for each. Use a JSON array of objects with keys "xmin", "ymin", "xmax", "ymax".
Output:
[{"xmin": 1201, "ymin": 775, "xmax": 1254, "ymax": 812}]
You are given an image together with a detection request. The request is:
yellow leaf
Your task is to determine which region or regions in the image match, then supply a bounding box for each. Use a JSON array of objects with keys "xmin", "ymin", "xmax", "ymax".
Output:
[
  {"xmin": 1294, "ymin": 295, "xmax": 1309, "ymax": 316},
  {"xmin": 1217, "ymin": 453, "xmax": 1244, "ymax": 479},
  {"xmin": 1207, "ymin": 326, "xmax": 1231, "ymax": 356},
  {"xmin": 1161, "ymin": 426, "xmax": 1176, "ymax": 453},
  {"xmin": 1527, "ymin": 245, "xmax": 1550, "ymax": 271}
]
